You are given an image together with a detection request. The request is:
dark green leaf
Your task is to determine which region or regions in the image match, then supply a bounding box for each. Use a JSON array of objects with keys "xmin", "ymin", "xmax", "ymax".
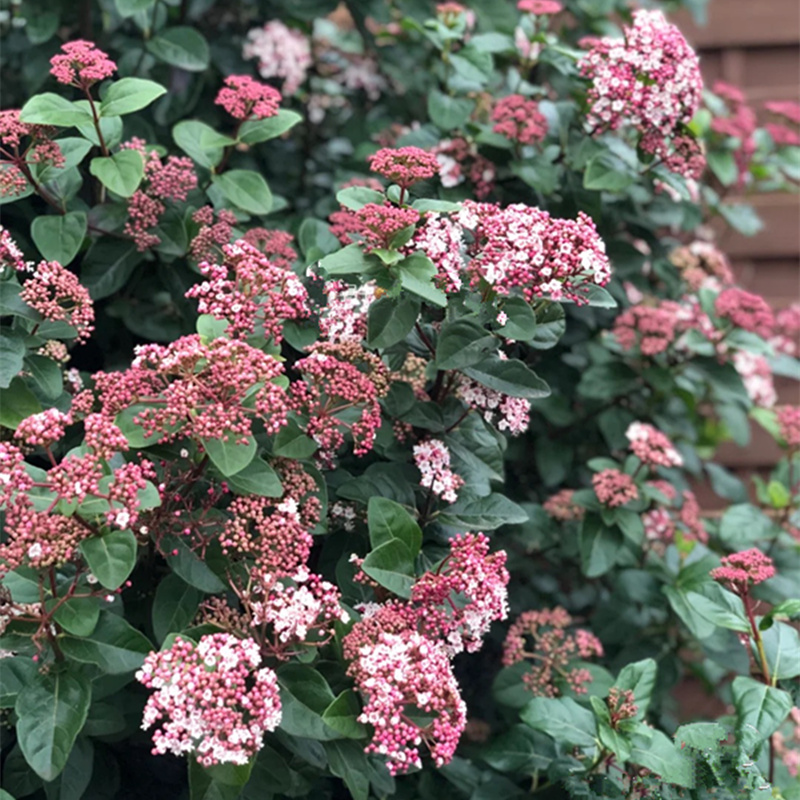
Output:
[
  {"xmin": 324, "ymin": 741, "xmax": 370, "ymax": 800},
  {"xmin": 367, "ymin": 295, "xmax": 419, "ymax": 349},
  {"xmin": 0, "ymin": 333, "xmax": 25, "ymax": 389},
  {"xmin": 79, "ymin": 530, "xmax": 138, "ymax": 591},
  {"xmin": 462, "ymin": 355, "xmax": 550, "ymax": 399},
  {"xmin": 19, "ymin": 95, "xmax": 92, "ymax": 127},
  {"xmin": 201, "ymin": 435, "xmax": 257, "ymax": 477},
  {"xmin": 272, "ymin": 419, "xmax": 317, "ymax": 459},
  {"xmin": 24, "ymin": 355, "xmax": 63, "ymax": 399},
  {"xmin": 398, "ymin": 253, "xmax": 448, "ymax": 308},
  {"xmin": 580, "ymin": 515, "xmax": 622, "ymax": 577},
  {"xmin": 99, "ymin": 78, "xmax": 166, "ymax": 117},
  {"xmin": 0, "ymin": 377, "xmax": 42, "ymax": 428},
  {"xmin": 239, "ymin": 110, "xmax": 303, "ymax": 145},
  {"xmin": 439, "ymin": 492, "xmax": 528, "ymax": 530},
  {"xmin": 367, "ymin": 497, "xmax": 422, "ymax": 555},
  {"xmin": 224, "ymin": 457, "xmax": 283, "ymax": 497},
  {"xmin": 146, "ymin": 28, "xmax": 210, "ymax": 72},
  {"xmin": 161, "ymin": 535, "xmax": 226, "ymax": 593},
  {"xmin": 321, "ymin": 691, "xmax": 366, "ymax": 739},
  {"xmin": 89, "ymin": 151, "xmax": 144, "ymax": 198},
  {"xmin": 520, "ymin": 696, "xmax": 597, "ymax": 748},
  {"xmin": 60, "ymin": 611, "xmax": 152, "ymax": 675},
  {"xmin": 336, "ymin": 186, "xmax": 384, "ymax": 210},
  {"xmin": 732, "ymin": 676, "xmax": 792, "ymax": 753},
  {"xmin": 361, "ymin": 540, "xmax": 415, "ymax": 598},
  {"xmin": 81, "ymin": 240, "xmax": 143, "ymax": 300},
  {"xmin": 436, "ymin": 318, "xmax": 496, "ymax": 370},
  {"xmin": 427, "ymin": 89, "xmax": 473, "ymax": 130},
  {"xmin": 212, "ymin": 171, "xmax": 272, "ymax": 215},
  {"xmin": 152, "ymin": 574, "xmax": 203, "ymax": 644},
  {"xmin": 173, "ymin": 121, "xmax": 235, "ymax": 169},
  {"xmin": 50, "ymin": 597, "xmax": 100, "ymax": 638},
  {"xmin": 30, "ymin": 212, "xmax": 86, "ymax": 265}
]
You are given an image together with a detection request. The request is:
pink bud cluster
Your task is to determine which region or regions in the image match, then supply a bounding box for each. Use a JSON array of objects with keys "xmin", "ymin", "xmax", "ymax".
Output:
[
  {"xmin": 291, "ymin": 342, "xmax": 390, "ymax": 462},
  {"xmin": 733, "ymin": 351, "xmax": 776, "ymax": 408},
  {"xmin": 491, "ymin": 95, "xmax": 548, "ymax": 145},
  {"xmin": 355, "ymin": 203, "xmax": 420, "ymax": 251},
  {"xmin": 642, "ymin": 481, "xmax": 707, "ymax": 548},
  {"xmin": 19, "ymin": 260, "xmax": 95, "ymax": 342},
  {"xmin": 607, "ymin": 687, "xmax": 638, "ymax": 726},
  {"xmin": 592, "ymin": 469, "xmax": 638, "ymax": 507},
  {"xmin": 189, "ymin": 206, "xmax": 238, "ymax": 263},
  {"xmin": 121, "ymin": 139, "xmax": 197, "ymax": 251},
  {"xmin": 136, "ymin": 634, "xmax": 282, "ymax": 766},
  {"xmin": 368, "ymin": 146, "xmax": 440, "ymax": 190},
  {"xmin": 408, "ymin": 212, "xmax": 465, "ymax": 293},
  {"xmin": 777, "ymin": 406, "xmax": 800, "ymax": 447},
  {"xmin": 95, "ymin": 335, "xmax": 289, "ymax": 445},
  {"xmin": 710, "ymin": 548, "xmax": 776, "ymax": 592},
  {"xmin": 458, "ymin": 200, "xmax": 612, "ymax": 304},
  {"xmin": 626, "ymin": 422, "xmax": 683, "ymax": 468},
  {"xmin": 0, "ymin": 225, "xmax": 28, "ymax": 271},
  {"xmin": 318, "ymin": 280, "xmax": 375, "ymax": 343},
  {"xmin": 431, "ymin": 138, "xmax": 495, "ymax": 199},
  {"xmin": 764, "ymin": 100, "xmax": 800, "ymax": 147},
  {"xmin": 714, "ymin": 287, "xmax": 775, "ymax": 338},
  {"xmin": 771, "ymin": 303, "xmax": 800, "ymax": 357},
  {"xmin": 215, "ymin": 75, "xmax": 281, "ymax": 120},
  {"xmin": 502, "ymin": 606, "xmax": 604, "ymax": 696},
  {"xmin": 0, "ymin": 111, "xmax": 65, "ymax": 198},
  {"xmin": 413, "ymin": 439, "xmax": 464, "ymax": 503},
  {"xmin": 456, "ymin": 373, "xmax": 531, "ymax": 435},
  {"xmin": 710, "ymin": 81, "xmax": 757, "ymax": 186},
  {"xmin": 249, "ymin": 568, "xmax": 348, "ymax": 650},
  {"xmin": 186, "ymin": 240, "xmax": 310, "ymax": 341},
  {"xmin": 579, "ymin": 10, "xmax": 702, "ymax": 177},
  {"xmin": 670, "ymin": 241, "xmax": 734, "ymax": 291},
  {"xmin": 243, "ymin": 21, "xmax": 312, "ymax": 96},
  {"xmin": 343, "ymin": 534, "xmax": 508, "ymax": 774},
  {"xmin": 49, "ymin": 40, "xmax": 116, "ymax": 87},
  {"xmin": 241, "ymin": 228, "xmax": 297, "ymax": 269},
  {"xmin": 613, "ymin": 301, "xmax": 681, "ymax": 356},
  {"xmin": 543, "ymin": 489, "xmax": 585, "ymax": 521},
  {"xmin": 518, "ymin": 0, "xmax": 562, "ymax": 12}
]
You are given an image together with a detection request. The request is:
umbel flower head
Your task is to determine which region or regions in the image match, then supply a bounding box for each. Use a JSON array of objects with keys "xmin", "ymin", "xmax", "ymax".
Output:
[
  {"xmin": 710, "ymin": 548, "xmax": 776, "ymax": 592},
  {"xmin": 49, "ymin": 40, "xmax": 116, "ymax": 87}
]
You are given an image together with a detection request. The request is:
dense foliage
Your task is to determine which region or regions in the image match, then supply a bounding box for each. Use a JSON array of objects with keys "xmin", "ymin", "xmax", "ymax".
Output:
[{"xmin": 1, "ymin": 1, "xmax": 799, "ymax": 799}]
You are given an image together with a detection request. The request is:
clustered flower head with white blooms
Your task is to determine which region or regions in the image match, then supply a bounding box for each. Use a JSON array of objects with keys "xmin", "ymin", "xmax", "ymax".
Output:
[
  {"xmin": 135, "ymin": 634, "xmax": 282, "ymax": 766},
  {"xmin": 626, "ymin": 422, "xmax": 683, "ymax": 468},
  {"xmin": 456, "ymin": 372, "xmax": 531, "ymax": 435},
  {"xmin": 413, "ymin": 439, "xmax": 464, "ymax": 503},
  {"xmin": 243, "ymin": 20, "xmax": 312, "ymax": 95}
]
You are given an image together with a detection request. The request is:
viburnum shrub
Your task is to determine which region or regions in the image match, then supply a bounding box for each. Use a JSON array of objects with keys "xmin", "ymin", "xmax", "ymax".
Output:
[{"xmin": 1, "ymin": 1, "xmax": 800, "ymax": 799}]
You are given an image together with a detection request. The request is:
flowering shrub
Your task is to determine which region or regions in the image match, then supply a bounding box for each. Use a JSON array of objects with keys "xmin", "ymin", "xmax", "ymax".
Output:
[{"xmin": 1, "ymin": 1, "xmax": 799, "ymax": 799}]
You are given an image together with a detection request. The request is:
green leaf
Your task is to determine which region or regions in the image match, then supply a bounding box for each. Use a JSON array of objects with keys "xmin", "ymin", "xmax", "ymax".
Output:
[
  {"xmin": 438, "ymin": 492, "xmax": 528, "ymax": 530},
  {"xmin": 530, "ymin": 302, "xmax": 565, "ymax": 349},
  {"xmin": 0, "ymin": 656, "xmax": 38, "ymax": 708},
  {"xmin": 324, "ymin": 741, "xmax": 370, "ymax": 800},
  {"xmin": 366, "ymin": 295, "xmax": 419, "ymax": 348},
  {"xmin": 161, "ymin": 535, "xmax": 226, "ymax": 593},
  {"xmin": 707, "ymin": 150, "xmax": 738, "ymax": 187},
  {"xmin": 0, "ymin": 377, "xmax": 42, "ymax": 428},
  {"xmin": 336, "ymin": 186, "xmax": 384, "ymax": 211},
  {"xmin": 480, "ymin": 725, "xmax": 552, "ymax": 773},
  {"xmin": 89, "ymin": 151, "xmax": 144, "ymax": 198},
  {"xmin": 50, "ymin": 597, "xmax": 100, "ymax": 638},
  {"xmin": 24, "ymin": 355, "xmax": 63, "ymax": 399},
  {"xmin": 173, "ymin": 121, "xmax": 235, "ymax": 169},
  {"xmin": 81, "ymin": 239, "xmax": 143, "ymax": 300},
  {"xmin": 719, "ymin": 503, "xmax": 775, "ymax": 547},
  {"xmin": 15, "ymin": 668, "xmax": 91, "ymax": 781},
  {"xmin": 99, "ymin": 78, "xmax": 167, "ymax": 117},
  {"xmin": 115, "ymin": 0, "xmax": 156, "ymax": 17},
  {"xmin": 277, "ymin": 664, "xmax": 342, "ymax": 741},
  {"xmin": 321, "ymin": 691, "xmax": 366, "ymax": 739},
  {"xmin": 272, "ymin": 419, "xmax": 317, "ymax": 459},
  {"xmin": 497, "ymin": 297, "xmax": 537, "ymax": 341},
  {"xmin": 584, "ymin": 156, "xmax": 635, "ymax": 192},
  {"xmin": 152, "ymin": 574, "xmax": 204, "ymax": 644},
  {"xmin": 79, "ymin": 529, "xmax": 138, "ymax": 591},
  {"xmin": 188, "ymin": 758, "xmax": 248, "ymax": 800},
  {"xmin": 239, "ymin": 110, "xmax": 303, "ymax": 145},
  {"xmin": 398, "ymin": 253, "xmax": 447, "ymax": 307},
  {"xmin": 212, "ymin": 171, "xmax": 273, "ymax": 216},
  {"xmin": 592, "ymin": 696, "xmax": 632, "ymax": 761},
  {"xmin": 462, "ymin": 355, "xmax": 550, "ymax": 399},
  {"xmin": 684, "ymin": 586, "xmax": 750, "ymax": 633},
  {"xmin": 732, "ymin": 676, "xmax": 792, "ymax": 753},
  {"xmin": 629, "ymin": 729, "xmax": 693, "ymax": 787},
  {"xmin": 224, "ymin": 457, "xmax": 283, "ymax": 497},
  {"xmin": 436, "ymin": 318, "xmax": 496, "ymax": 370},
  {"xmin": 367, "ymin": 497, "xmax": 422, "ymax": 555},
  {"xmin": 0, "ymin": 333, "xmax": 25, "ymax": 389},
  {"xmin": 30, "ymin": 211, "xmax": 86, "ymax": 265},
  {"xmin": 613, "ymin": 659, "xmax": 656, "ymax": 719},
  {"xmin": 60, "ymin": 611, "xmax": 152, "ymax": 675},
  {"xmin": 580, "ymin": 515, "xmax": 622, "ymax": 578},
  {"xmin": 361, "ymin": 540, "xmax": 415, "ymax": 598},
  {"xmin": 19, "ymin": 94, "xmax": 92, "ymax": 127},
  {"xmin": 520, "ymin": 696, "xmax": 597, "ymax": 748},
  {"xmin": 760, "ymin": 621, "xmax": 800, "ymax": 678},
  {"xmin": 319, "ymin": 243, "xmax": 373, "ymax": 277},
  {"xmin": 427, "ymin": 89, "xmax": 473, "ymax": 130},
  {"xmin": 201, "ymin": 435, "xmax": 257, "ymax": 477},
  {"xmin": 674, "ymin": 721, "xmax": 728, "ymax": 752},
  {"xmin": 146, "ymin": 27, "xmax": 210, "ymax": 72}
]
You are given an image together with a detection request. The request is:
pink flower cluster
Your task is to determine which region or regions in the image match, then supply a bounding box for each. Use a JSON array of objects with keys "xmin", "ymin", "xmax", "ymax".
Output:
[
  {"xmin": 607, "ymin": 688, "xmax": 638, "ymax": 726},
  {"xmin": 431, "ymin": 138, "xmax": 495, "ymax": 199},
  {"xmin": 343, "ymin": 534, "xmax": 508, "ymax": 774},
  {"xmin": 771, "ymin": 303, "xmax": 800, "ymax": 357},
  {"xmin": 215, "ymin": 75, "xmax": 281, "ymax": 120},
  {"xmin": 355, "ymin": 203, "xmax": 420, "ymax": 251},
  {"xmin": 579, "ymin": 10, "xmax": 702, "ymax": 176},
  {"xmin": 121, "ymin": 139, "xmax": 198, "ymax": 251},
  {"xmin": 670, "ymin": 241, "xmax": 734, "ymax": 290},
  {"xmin": 593, "ymin": 469, "xmax": 638, "ymax": 507},
  {"xmin": 241, "ymin": 227, "xmax": 297, "ymax": 269},
  {"xmin": 714, "ymin": 287, "xmax": 775, "ymax": 338},
  {"xmin": 733, "ymin": 351, "xmax": 777, "ymax": 408},
  {"xmin": 0, "ymin": 111, "xmax": 65, "ymax": 198},
  {"xmin": 642, "ymin": 481, "xmax": 707, "ymax": 548},
  {"xmin": 291, "ymin": 342, "xmax": 390, "ymax": 462},
  {"xmin": 189, "ymin": 207, "xmax": 238, "ymax": 263},
  {"xmin": 409, "ymin": 212, "xmax": 465, "ymax": 293},
  {"xmin": 413, "ymin": 439, "xmax": 464, "ymax": 503},
  {"xmin": 613, "ymin": 301, "xmax": 680, "ymax": 356},
  {"xmin": 95, "ymin": 334, "xmax": 289, "ymax": 446},
  {"xmin": 243, "ymin": 21, "xmax": 312, "ymax": 96},
  {"xmin": 777, "ymin": 406, "xmax": 800, "ymax": 447},
  {"xmin": 491, "ymin": 95, "xmax": 548, "ymax": 145},
  {"xmin": 518, "ymin": 0, "xmax": 562, "ymax": 12},
  {"xmin": 543, "ymin": 489, "xmax": 585, "ymax": 521},
  {"xmin": 318, "ymin": 280, "xmax": 375, "ymax": 343},
  {"xmin": 49, "ymin": 40, "xmax": 116, "ymax": 87},
  {"xmin": 19, "ymin": 260, "xmax": 95, "ymax": 342},
  {"xmin": 136, "ymin": 634, "xmax": 282, "ymax": 766},
  {"xmin": 186, "ymin": 240, "xmax": 310, "ymax": 341},
  {"xmin": 456, "ymin": 373, "xmax": 531, "ymax": 435},
  {"xmin": 710, "ymin": 82, "xmax": 757, "ymax": 186},
  {"xmin": 502, "ymin": 607, "xmax": 603, "ymax": 696},
  {"xmin": 368, "ymin": 146, "xmax": 440, "ymax": 190},
  {"xmin": 710, "ymin": 548, "xmax": 776, "ymax": 592},
  {"xmin": 626, "ymin": 422, "xmax": 683, "ymax": 468},
  {"xmin": 459, "ymin": 201, "xmax": 612, "ymax": 304},
  {"xmin": 0, "ymin": 225, "xmax": 28, "ymax": 271}
]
